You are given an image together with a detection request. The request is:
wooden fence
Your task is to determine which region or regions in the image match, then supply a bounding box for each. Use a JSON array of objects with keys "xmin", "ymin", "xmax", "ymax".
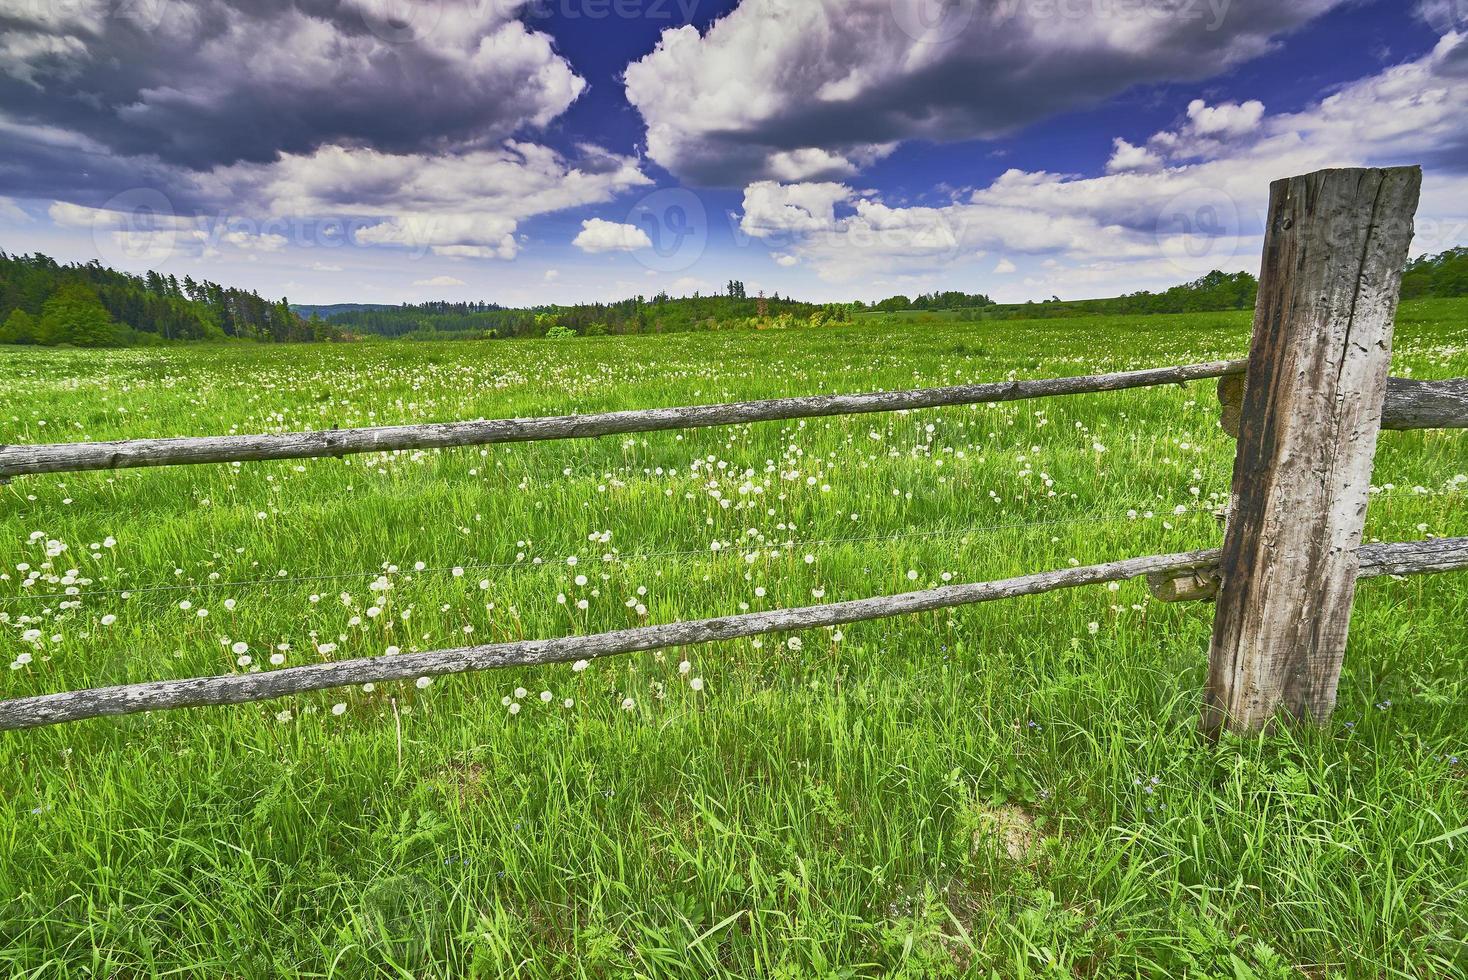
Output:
[{"xmin": 1, "ymin": 166, "xmax": 1465, "ymax": 735}]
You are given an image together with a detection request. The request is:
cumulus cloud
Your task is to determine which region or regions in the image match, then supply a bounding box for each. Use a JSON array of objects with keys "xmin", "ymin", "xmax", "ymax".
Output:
[
  {"xmin": 739, "ymin": 181, "xmax": 852, "ymax": 238},
  {"xmin": 0, "ymin": 0, "xmax": 584, "ymax": 172},
  {"xmin": 739, "ymin": 31, "xmax": 1468, "ymax": 292},
  {"xmin": 0, "ymin": 0, "xmax": 661, "ymax": 264},
  {"xmin": 27, "ymin": 138, "xmax": 651, "ymax": 262},
  {"xmin": 572, "ymin": 218, "xmax": 655, "ymax": 253},
  {"xmin": 1120, "ymin": 98, "xmax": 1273, "ymax": 167},
  {"xmin": 625, "ymin": 0, "xmax": 1343, "ymax": 184},
  {"xmin": 413, "ymin": 275, "xmax": 468, "ymax": 287},
  {"xmin": 1106, "ymin": 138, "xmax": 1165, "ymax": 174},
  {"xmin": 1184, "ymin": 98, "xmax": 1266, "ymax": 139},
  {"xmin": 246, "ymin": 142, "xmax": 649, "ymax": 259}
]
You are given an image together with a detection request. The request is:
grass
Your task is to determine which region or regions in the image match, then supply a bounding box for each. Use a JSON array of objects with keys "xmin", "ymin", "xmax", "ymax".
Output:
[{"xmin": 1, "ymin": 300, "xmax": 1465, "ymax": 978}]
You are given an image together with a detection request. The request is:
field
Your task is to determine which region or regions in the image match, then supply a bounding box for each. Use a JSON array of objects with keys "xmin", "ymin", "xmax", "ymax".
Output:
[{"xmin": 2, "ymin": 301, "xmax": 1466, "ymax": 978}]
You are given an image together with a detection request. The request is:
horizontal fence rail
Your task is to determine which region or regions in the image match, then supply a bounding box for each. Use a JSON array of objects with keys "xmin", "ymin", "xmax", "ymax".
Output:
[
  {"xmin": 2, "ymin": 536, "xmax": 1462, "ymax": 732},
  {"xmin": 0, "ymin": 359, "xmax": 1247, "ymax": 479},
  {"xmin": 1219, "ymin": 375, "xmax": 1468, "ymax": 437}
]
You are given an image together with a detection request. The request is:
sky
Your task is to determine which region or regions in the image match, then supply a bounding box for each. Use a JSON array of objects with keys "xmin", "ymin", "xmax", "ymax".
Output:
[{"xmin": 1, "ymin": 0, "xmax": 1465, "ymax": 307}]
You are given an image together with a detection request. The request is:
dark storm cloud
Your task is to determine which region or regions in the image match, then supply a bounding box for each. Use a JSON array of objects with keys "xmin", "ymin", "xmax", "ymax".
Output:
[{"xmin": 0, "ymin": 0, "xmax": 584, "ymax": 196}]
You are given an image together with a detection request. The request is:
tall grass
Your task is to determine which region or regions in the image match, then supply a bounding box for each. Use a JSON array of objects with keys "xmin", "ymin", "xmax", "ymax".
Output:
[{"xmin": 1, "ymin": 302, "xmax": 1465, "ymax": 977}]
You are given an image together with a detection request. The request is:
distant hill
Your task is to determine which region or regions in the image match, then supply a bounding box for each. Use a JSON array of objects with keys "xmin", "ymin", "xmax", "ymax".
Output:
[
  {"xmin": 313, "ymin": 285, "xmax": 850, "ymax": 340},
  {"xmin": 859, "ymin": 270, "xmax": 1260, "ymax": 322},
  {"xmin": 290, "ymin": 302, "xmax": 397, "ymax": 318}
]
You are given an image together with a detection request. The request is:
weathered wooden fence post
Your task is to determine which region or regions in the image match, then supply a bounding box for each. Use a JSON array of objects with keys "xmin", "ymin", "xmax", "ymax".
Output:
[{"xmin": 1202, "ymin": 166, "xmax": 1422, "ymax": 737}]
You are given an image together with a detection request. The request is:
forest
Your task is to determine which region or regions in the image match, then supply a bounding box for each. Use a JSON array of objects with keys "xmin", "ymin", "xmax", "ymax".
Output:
[
  {"xmin": 4, "ymin": 251, "xmax": 1466, "ymax": 348},
  {"xmin": 976, "ymin": 270, "xmax": 1261, "ymax": 320},
  {"xmin": 0, "ymin": 252, "xmax": 338, "ymax": 347},
  {"xmin": 1400, "ymin": 246, "xmax": 1468, "ymax": 298},
  {"xmin": 320, "ymin": 284, "xmax": 852, "ymax": 340}
]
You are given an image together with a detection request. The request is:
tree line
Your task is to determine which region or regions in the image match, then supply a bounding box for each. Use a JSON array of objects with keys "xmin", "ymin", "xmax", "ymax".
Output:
[
  {"xmin": 865, "ymin": 290, "xmax": 996, "ymax": 312},
  {"xmin": 321, "ymin": 289, "xmax": 854, "ymax": 340},
  {"xmin": 0, "ymin": 252, "xmax": 341, "ymax": 347},
  {"xmin": 971, "ymin": 269, "xmax": 1260, "ymax": 320},
  {"xmin": 1401, "ymin": 247, "xmax": 1468, "ymax": 298},
  {"xmin": 4, "ymin": 249, "xmax": 1464, "ymax": 349}
]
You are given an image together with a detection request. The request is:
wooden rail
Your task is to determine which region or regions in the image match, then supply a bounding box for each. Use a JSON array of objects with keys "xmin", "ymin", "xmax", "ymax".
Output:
[
  {"xmin": 0, "ymin": 360, "xmax": 1245, "ymax": 479},
  {"xmin": 1, "ymin": 537, "xmax": 1462, "ymax": 731},
  {"xmin": 1218, "ymin": 375, "xmax": 1468, "ymax": 436}
]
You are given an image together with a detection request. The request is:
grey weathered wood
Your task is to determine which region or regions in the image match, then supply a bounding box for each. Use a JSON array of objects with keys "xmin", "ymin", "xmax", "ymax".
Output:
[
  {"xmin": 1203, "ymin": 166, "xmax": 1422, "ymax": 737},
  {"xmin": 1148, "ymin": 535, "xmax": 1467, "ymax": 603},
  {"xmin": 1356, "ymin": 536, "xmax": 1468, "ymax": 577},
  {"xmin": 1146, "ymin": 568, "xmax": 1220, "ymax": 602},
  {"xmin": 0, "ymin": 360, "xmax": 1245, "ymax": 479},
  {"xmin": 0, "ymin": 547, "xmax": 1225, "ymax": 730},
  {"xmin": 1219, "ymin": 374, "xmax": 1468, "ymax": 436},
  {"xmin": 3, "ymin": 537, "xmax": 1462, "ymax": 732}
]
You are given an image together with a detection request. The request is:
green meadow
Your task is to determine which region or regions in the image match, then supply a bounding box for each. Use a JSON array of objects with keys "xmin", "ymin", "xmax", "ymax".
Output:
[{"xmin": 2, "ymin": 301, "xmax": 1466, "ymax": 978}]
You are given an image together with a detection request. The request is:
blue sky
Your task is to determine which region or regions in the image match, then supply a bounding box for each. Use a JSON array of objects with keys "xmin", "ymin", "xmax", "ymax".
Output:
[{"xmin": 1, "ymin": 0, "xmax": 1465, "ymax": 306}]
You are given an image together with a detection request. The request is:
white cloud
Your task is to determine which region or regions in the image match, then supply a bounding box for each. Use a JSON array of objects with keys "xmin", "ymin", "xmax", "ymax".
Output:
[
  {"xmin": 737, "ymin": 31, "xmax": 1468, "ymax": 293},
  {"xmin": 356, "ymin": 214, "xmax": 520, "ymax": 260},
  {"xmin": 47, "ymin": 200, "xmax": 191, "ymax": 232},
  {"xmin": 625, "ymin": 0, "xmax": 1343, "ymax": 183},
  {"xmin": 572, "ymin": 218, "xmax": 654, "ymax": 253},
  {"xmin": 767, "ymin": 147, "xmax": 870, "ymax": 182},
  {"xmin": 0, "ymin": 0, "xmax": 614, "ymax": 271},
  {"xmin": 544, "ymin": 269, "xmax": 560, "ymax": 281},
  {"xmin": 1123, "ymin": 99, "xmax": 1273, "ymax": 166},
  {"xmin": 200, "ymin": 140, "xmax": 652, "ymax": 260},
  {"xmin": 1106, "ymin": 138, "xmax": 1164, "ymax": 174},
  {"xmin": 311, "ymin": 261, "xmax": 343, "ymax": 272},
  {"xmin": 739, "ymin": 181, "xmax": 851, "ymax": 238},
  {"xmin": 1417, "ymin": 0, "xmax": 1468, "ymax": 33},
  {"xmin": 1185, "ymin": 98, "xmax": 1266, "ymax": 139},
  {"xmin": 994, "ymin": 258, "xmax": 1017, "ymax": 275},
  {"xmin": 0, "ymin": 196, "xmax": 32, "ymax": 222},
  {"xmin": 413, "ymin": 275, "xmax": 468, "ymax": 287},
  {"xmin": 221, "ymin": 230, "xmax": 287, "ymax": 252}
]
